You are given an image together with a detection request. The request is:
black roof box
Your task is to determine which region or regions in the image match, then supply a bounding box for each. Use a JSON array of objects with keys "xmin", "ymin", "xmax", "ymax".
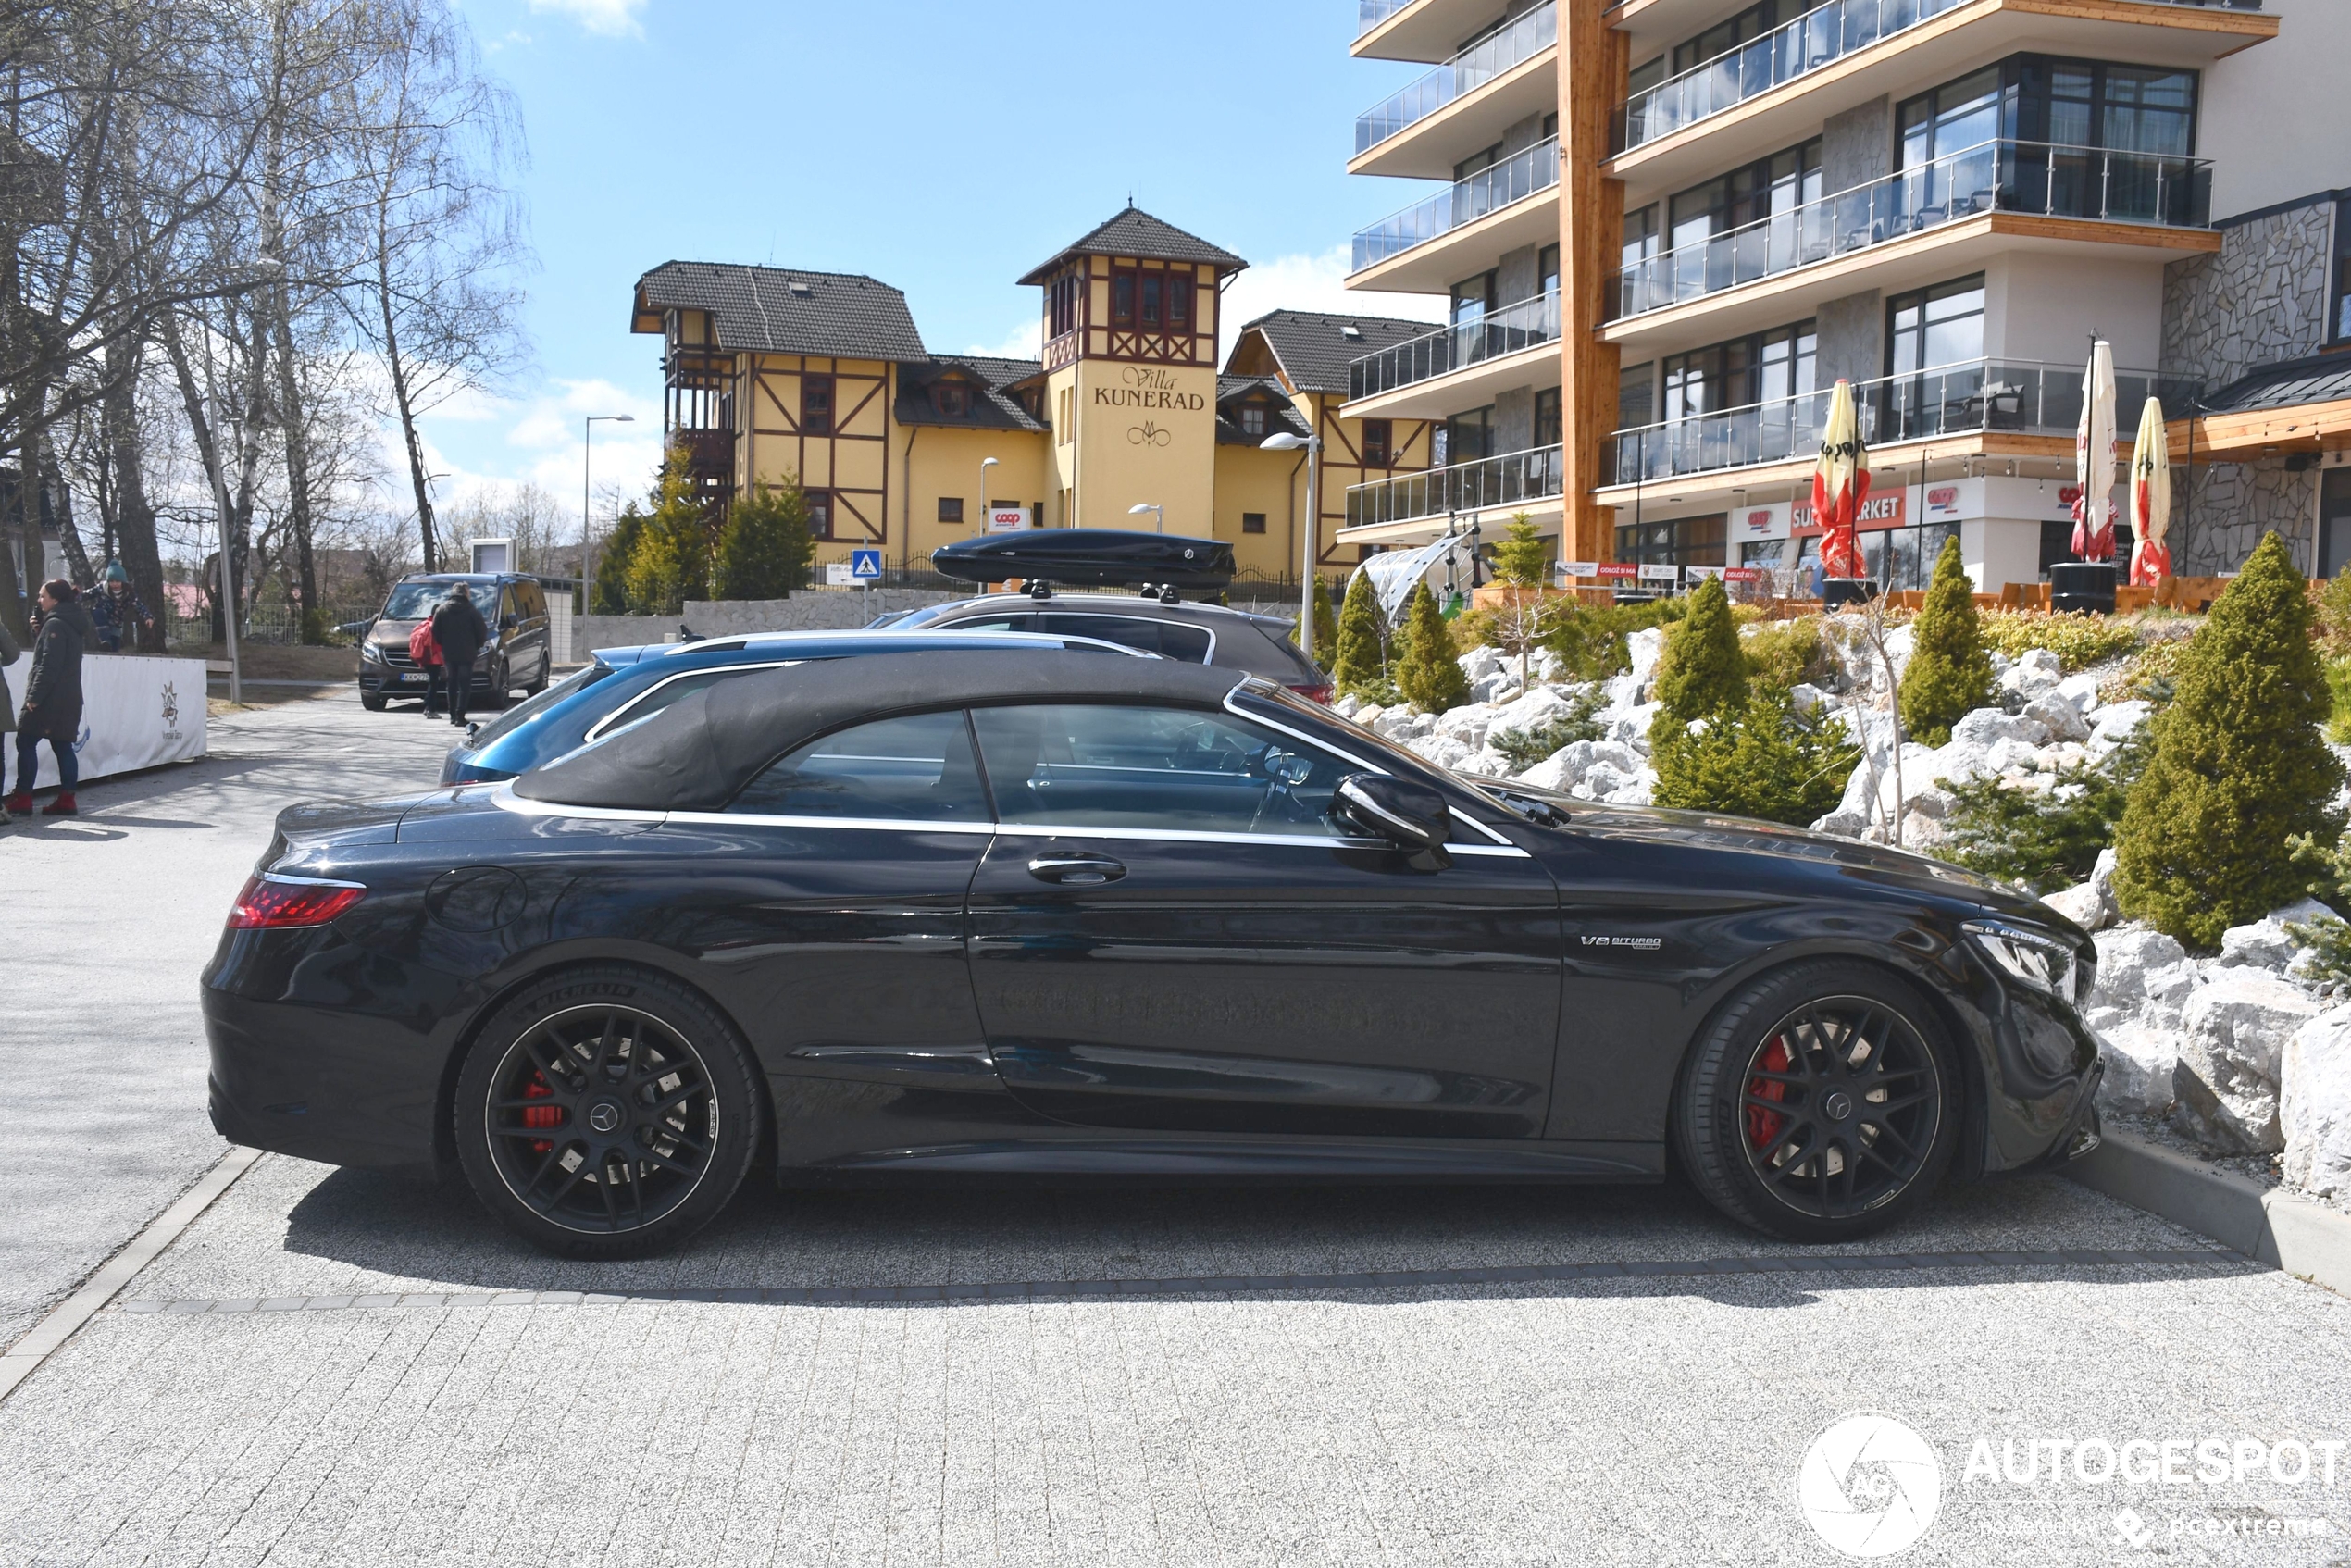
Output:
[{"xmin": 931, "ymin": 528, "xmax": 1234, "ymax": 590}]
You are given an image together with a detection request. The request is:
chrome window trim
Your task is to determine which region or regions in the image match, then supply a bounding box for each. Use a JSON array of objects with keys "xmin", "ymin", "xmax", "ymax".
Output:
[
  {"xmin": 658, "ymin": 809, "xmax": 1528, "ymax": 856},
  {"xmin": 583, "ymin": 660, "xmax": 808, "ymax": 743},
  {"xmin": 489, "ymin": 781, "xmax": 667, "ymax": 824},
  {"xmin": 258, "ymin": 871, "xmax": 368, "ymax": 890}
]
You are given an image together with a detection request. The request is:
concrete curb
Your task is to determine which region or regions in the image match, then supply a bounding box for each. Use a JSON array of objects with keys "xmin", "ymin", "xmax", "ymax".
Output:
[{"xmin": 2065, "ymin": 1128, "xmax": 2351, "ymax": 1298}]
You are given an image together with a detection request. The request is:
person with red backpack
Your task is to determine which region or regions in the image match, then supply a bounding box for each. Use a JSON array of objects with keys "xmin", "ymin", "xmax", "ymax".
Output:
[{"xmin": 407, "ymin": 615, "xmax": 443, "ymax": 716}]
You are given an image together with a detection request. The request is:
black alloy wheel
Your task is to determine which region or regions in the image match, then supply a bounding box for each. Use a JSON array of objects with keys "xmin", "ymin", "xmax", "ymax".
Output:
[
  {"xmin": 1674, "ymin": 962, "xmax": 1957, "ymax": 1243},
  {"xmin": 454, "ymin": 967, "xmax": 759, "ymax": 1258}
]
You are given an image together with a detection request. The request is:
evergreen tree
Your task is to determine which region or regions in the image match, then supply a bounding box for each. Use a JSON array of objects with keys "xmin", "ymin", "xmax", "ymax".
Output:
[
  {"xmin": 1395, "ymin": 580, "xmax": 1470, "ymax": 714},
  {"xmin": 1651, "ymin": 688, "xmax": 1860, "ymax": 826},
  {"xmin": 1291, "ymin": 576, "xmax": 1338, "ymax": 670},
  {"xmin": 2115, "ymin": 533, "xmax": 2345, "ymax": 949},
  {"xmin": 591, "ymin": 504, "xmax": 645, "ymax": 615},
  {"xmin": 624, "ymin": 447, "xmax": 716, "ymax": 616},
  {"xmin": 1492, "ymin": 512, "xmax": 1549, "ymax": 587},
  {"xmin": 1649, "ymin": 575, "xmax": 1748, "ymax": 738},
  {"xmin": 1332, "ymin": 569, "xmax": 1385, "ymax": 697},
  {"xmin": 713, "ymin": 479, "xmax": 815, "ymax": 600},
  {"xmin": 1898, "ymin": 535, "xmax": 1996, "ymax": 746}
]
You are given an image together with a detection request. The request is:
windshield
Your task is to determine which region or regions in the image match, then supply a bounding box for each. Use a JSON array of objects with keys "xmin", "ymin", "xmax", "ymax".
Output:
[
  {"xmin": 382, "ymin": 581, "xmax": 483, "ymax": 620},
  {"xmin": 462, "ymin": 663, "xmax": 615, "ymax": 752}
]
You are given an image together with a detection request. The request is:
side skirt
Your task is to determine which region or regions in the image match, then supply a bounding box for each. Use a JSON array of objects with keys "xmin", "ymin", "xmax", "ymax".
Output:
[{"xmin": 782, "ymin": 1137, "xmax": 1665, "ymax": 1184}]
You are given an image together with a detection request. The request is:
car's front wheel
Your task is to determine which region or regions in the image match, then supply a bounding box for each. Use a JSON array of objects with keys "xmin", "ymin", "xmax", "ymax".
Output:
[
  {"xmin": 454, "ymin": 966, "xmax": 760, "ymax": 1258},
  {"xmin": 1674, "ymin": 961, "xmax": 1958, "ymax": 1243}
]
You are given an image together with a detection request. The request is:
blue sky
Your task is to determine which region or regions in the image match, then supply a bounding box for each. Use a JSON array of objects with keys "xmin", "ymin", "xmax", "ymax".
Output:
[{"xmin": 426, "ymin": 0, "xmax": 1448, "ymax": 512}]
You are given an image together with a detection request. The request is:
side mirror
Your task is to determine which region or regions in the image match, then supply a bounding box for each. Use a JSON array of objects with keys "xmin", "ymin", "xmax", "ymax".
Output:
[{"xmin": 1332, "ymin": 773, "xmax": 1452, "ymax": 869}]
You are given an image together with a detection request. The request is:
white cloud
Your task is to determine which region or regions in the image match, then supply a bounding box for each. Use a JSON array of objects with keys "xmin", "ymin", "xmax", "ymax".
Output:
[
  {"xmin": 417, "ymin": 376, "xmax": 664, "ymax": 519},
  {"xmin": 526, "ymin": 0, "xmax": 644, "ymax": 39},
  {"xmin": 1219, "ymin": 243, "xmax": 1445, "ymax": 359},
  {"xmin": 964, "ymin": 317, "xmax": 1043, "ymax": 361}
]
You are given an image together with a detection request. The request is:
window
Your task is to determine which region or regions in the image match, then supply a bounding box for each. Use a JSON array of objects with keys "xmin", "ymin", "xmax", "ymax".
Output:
[
  {"xmin": 1169, "ymin": 275, "xmax": 1192, "ymax": 329},
  {"xmin": 802, "ymin": 376, "xmax": 833, "ymax": 435},
  {"xmin": 1239, "ymin": 403, "xmax": 1267, "ymax": 437},
  {"xmin": 1618, "ymin": 361, "xmax": 1656, "ymax": 429},
  {"xmin": 1453, "ymin": 142, "xmax": 1501, "ymax": 181},
  {"xmin": 1113, "ymin": 270, "xmax": 1136, "ymax": 326},
  {"xmin": 1628, "ymin": 55, "xmax": 1666, "ymax": 97},
  {"xmin": 1662, "ymin": 321, "xmax": 1815, "ymax": 424},
  {"xmin": 934, "ymin": 382, "xmax": 968, "ymax": 417},
  {"xmin": 1535, "ymin": 388, "xmax": 1562, "ymax": 450},
  {"xmin": 970, "ymin": 704, "xmax": 1350, "ymax": 836},
  {"xmin": 1538, "ymin": 243, "xmax": 1561, "ymax": 297},
  {"xmin": 938, "ymin": 496, "xmax": 964, "ymax": 524},
  {"xmin": 1669, "ymin": 140, "xmax": 1822, "ymax": 257},
  {"xmin": 1450, "ymin": 271, "xmax": 1495, "ymax": 329},
  {"xmin": 730, "ymin": 711, "xmax": 991, "ymax": 822},
  {"xmin": 1886, "ymin": 277, "xmax": 1985, "ymax": 378},
  {"xmin": 1615, "ymin": 514, "xmax": 1728, "ymax": 570},
  {"xmin": 1050, "ymin": 272, "xmax": 1081, "ymax": 338},
  {"xmin": 2323, "ymin": 471, "xmax": 2351, "ymax": 579},
  {"xmin": 1361, "ymin": 418, "xmax": 1392, "ymax": 467},
  {"xmin": 1866, "ymin": 524, "xmax": 1965, "ymax": 593},
  {"xmin": 1446, "ymin": 406, "xmax": 1494, "ymax": 465},
  {"xmin": 1623, "ymin": 205, "xmax": 1661, "ymax": 274},
  {"xmin": 2335, "ymin": 201, "xmax": 2351, "ymax": 344},
  {"xmin": 1241, "ymin": 512, "xmax": 1267, "ymax": 535},
  {"xmin": 1898, "ymin": 56, "xmax": 2200, "ymax": 167},
  {"xmin": 1672, "ymin": 0, "xmax": 1797, "ymax": 75},
  {"xmin": 806, "ymin": 491, "xmax": 834, "ymax": 541},
  {"xmin": 1141, "ymin": 273, "xmax": 1163, "ymax": 329},
  {"xmin": 589, "ymin": 664, "xmax": 795, "ymax": 743},
  {"xmin": 1030, "ymin": 615, "xmax": 1213, "ymax": 662}
]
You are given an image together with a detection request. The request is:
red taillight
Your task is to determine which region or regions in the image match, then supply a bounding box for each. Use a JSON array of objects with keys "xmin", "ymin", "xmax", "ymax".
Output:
[
  {"xmin": 229, "ymin": 875, "xmax": 367, "ymax": 929},
  {"xmin": 1289, "ymin": 682, "xmax": 1336, "ymax": 705}
]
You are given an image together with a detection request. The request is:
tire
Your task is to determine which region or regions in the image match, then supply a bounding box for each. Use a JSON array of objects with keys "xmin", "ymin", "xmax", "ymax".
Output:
[
  {"xmin": 454, "ymin": 965, "xmax": 761, "ymax": 1258},
  {"xmin": 525, "ymin": 654, "xmax": 548, "ymax": 696},
  {"xmin": 360, "ymin": 691, "xmax": 387, "ymax": 712},
  {"xmin": 1673, "ymin": 961, "xmax": 1959, "ymax": 1244}
]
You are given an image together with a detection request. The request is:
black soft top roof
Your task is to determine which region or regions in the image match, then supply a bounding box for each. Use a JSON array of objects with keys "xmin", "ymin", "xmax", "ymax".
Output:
[{"xmin": 511, "ymin": 650, "xmax": 1248, "ymax": 812}]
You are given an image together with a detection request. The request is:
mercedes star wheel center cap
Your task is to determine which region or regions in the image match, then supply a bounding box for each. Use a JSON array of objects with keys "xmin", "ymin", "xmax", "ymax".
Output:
[
  {"xmin": 1822, "ymin": 1091, "xmax": 1855, "ymax": 1122},
  {"xmin": 588, "ymin": 1101, "xmax": 624, "ymax": 1135}
]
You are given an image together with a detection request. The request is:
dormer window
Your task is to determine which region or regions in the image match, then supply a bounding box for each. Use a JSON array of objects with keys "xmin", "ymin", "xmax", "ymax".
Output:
[
  {"xmin": 1240, "ymin": 403, "xmax": 1267, "ymax": 437},
  {"xmin": 1341, "ymin": 324, "xmax": 1363, "ymax": 342},
  {"xmin": 934, "ymin": 381, "xmax": 969, "ymax": 417}
]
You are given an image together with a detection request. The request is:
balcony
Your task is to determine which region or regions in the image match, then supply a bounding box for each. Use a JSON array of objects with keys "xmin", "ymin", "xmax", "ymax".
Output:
[
  {"xmin": 1352, "ymin": 4, "xmax": 1556, "ymax": 178},
  {"xmin": 1355, "ymin": 0, "xmax": 1515, "ymax": 61},
  {"xmin": 1359, "ymin": 0, "xmax": 1415, "ymax": 34},
  {"xmin": 1606, "ymin": 357, "xmax": 2197, "ymax": 490},
  {"xmin": 1609, "ymin": 139, "xmax": 2213, "ymax": 342},
  {"xmin": 1351, "ymin": 136, "xmax": 1559, "ymax": 290},
  {"xmin": 1345, "ymin": 443, "xmax": 1565, "ymax": 537},
  {"xmin": 1347, "ymin": 292, "xmax": 1561, "ymax": 417},
  {"xmin": 1617, "ymin": 0, "xmax": 2265, "ymax": 160}
]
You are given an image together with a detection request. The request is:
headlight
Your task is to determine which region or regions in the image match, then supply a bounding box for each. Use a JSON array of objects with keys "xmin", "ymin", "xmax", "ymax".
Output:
[
  {"xmin": 1965, "ymin": 920, "xmax": 2091, "ymax": 1004},
  {"xmin": 361, "ymin": 642, "xmax": 385, "ymax": 663}
]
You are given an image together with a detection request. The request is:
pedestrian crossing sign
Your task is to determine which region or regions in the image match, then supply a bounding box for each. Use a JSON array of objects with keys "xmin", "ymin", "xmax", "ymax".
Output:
[{"xmin": 850, "ymin": 549, "xmax": 882, "ymax": 580}]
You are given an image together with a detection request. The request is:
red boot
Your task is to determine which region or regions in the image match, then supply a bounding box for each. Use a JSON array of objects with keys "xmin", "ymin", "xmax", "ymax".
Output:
[
  {"xmin": 40, "ymin": 793, "xmax": 76, "ymax": 816},
  {"xmin": 3, "ymin": 793, "xmax": 30, "ymax": 815}
]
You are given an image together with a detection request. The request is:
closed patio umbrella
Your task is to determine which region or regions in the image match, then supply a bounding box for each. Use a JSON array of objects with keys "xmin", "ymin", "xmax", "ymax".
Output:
[
  {"xmin": 2071, "ymin": 341, "xmax": 2118, "ymax": 563},
  {"xmin": 1813, "ymin": 379, "xmax": 1869, "ymax": 587},
  {"xmin": 2128, "ymin": 395, "xmax": 2172, "ymax": 587}
]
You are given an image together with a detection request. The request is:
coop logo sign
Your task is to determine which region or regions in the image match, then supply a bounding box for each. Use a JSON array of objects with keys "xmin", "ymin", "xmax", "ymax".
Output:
[{"xmin": 1799, "ymin": 1414, "xmax": 1943, "ymax": 1559}]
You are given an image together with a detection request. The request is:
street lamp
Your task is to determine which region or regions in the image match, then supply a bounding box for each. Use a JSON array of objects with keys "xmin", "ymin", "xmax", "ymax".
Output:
[
  {"xmin": 980, "ymin": 456, "xmax": 1000, "ymax": 531},
  {"xmin": 580, "ymin": 414, "xmax": 635, "ymax": 644},
  {"xmin": 1260, "ymin": 430, "xmax": 1323, "ymax": 665},
  {"xmin": 1127, "ymin": 502, "xmax": 1163, "ymax": 533}
]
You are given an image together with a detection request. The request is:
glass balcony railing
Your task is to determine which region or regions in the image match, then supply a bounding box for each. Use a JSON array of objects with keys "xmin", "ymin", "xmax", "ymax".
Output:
[
  {"xmin": 1347, "ymin": 443, "xmax": 1565, "ymax": 531},
  {"xmin": 1356, "ymin": 3, "xmax": 1557, "ymax": 156},
  {"xmin": 1611, "ymin": 139, "xmax": 2211, "ymax": 320},
  {"xmin": 1353, "ymin": 137, "xmax": 1560, "ymax": 273},
  {"xmin": 1349, "ymin": 292, "xmax": 1561, "ymax": 403},
  {"xmin": 1618, "ymin": 0, "xmax": 2261, "ymax": 155},
  {"xmin": 1607, "ymin": 357, "xmax": 2201, "ymax": 486},
  {"xmin": 1359, "ymin": 0, "xmax": 1414, "ymax": 35}
]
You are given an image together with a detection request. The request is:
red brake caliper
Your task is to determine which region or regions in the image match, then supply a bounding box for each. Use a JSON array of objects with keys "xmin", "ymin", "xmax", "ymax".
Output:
[
  {"xmin": 1746, "ymin": 1039, "xmax": 1791, "ymax": 1151},
  {"xmin": 522, "ymin": 1070, "xmax": 562, "ymax": 1154}
]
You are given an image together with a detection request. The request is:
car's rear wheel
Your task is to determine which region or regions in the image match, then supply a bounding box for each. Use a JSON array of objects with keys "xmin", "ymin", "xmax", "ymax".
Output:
[
  {"xmin": 1673, "ymin": 962, "xmax": 1957, "ymax": 1243},
  {"xmin": 454, "ymin": 967, "xmax": 759, "ymax": 1258}
]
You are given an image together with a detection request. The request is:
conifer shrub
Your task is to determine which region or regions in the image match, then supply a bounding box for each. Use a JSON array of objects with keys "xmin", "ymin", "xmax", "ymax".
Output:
[
  {"xmin": 1395, "ymin": 581, "xmax": 1470, "ymax": 714},
  {"xmin": 2113, "ymin": 533, "xmax": 2345, "ymax": 949},
  {"xmin": 1897, "ymin": 537, "xmax": 1996, "ymax": 747},
  {"xmin": 1290, "ymin": 577, "xmax": 1338, "ymax": 669},
  {"xmin": 591, "ymin": 505, "xmax": 646, "ymax": 615},
  {"xmin": 1332, "ymin": 570, "xmax": 1386, "ymax": 696},
  {"xmin": 1940, "ymin": 730, "xmax": 2149, "ymax": 893},
  {"xmin": 1490, "ymin": 687, "xmax": 1608, "ymax": 771},
  {"xmin": 1979, "ymin": 609, "xmax": 2139, "ymax": 671},
  {"xmin": 1492, "ymin": 513, "xmax": 1550, "ymax": 586},
  {"xmin": 712, "ymin": 480, "xmax": 815, "ymax": 600},
  {"xmin": 1650, "ymin": 689, "xmax": 1860, "ymax": 826},
  {"xmin": 1649, "ymin": 575, "xmax": 1748, "ymax": 735},
  {"xmin": 1741, "ymin": 616, "xmax": 1835, "ymax": 690}
]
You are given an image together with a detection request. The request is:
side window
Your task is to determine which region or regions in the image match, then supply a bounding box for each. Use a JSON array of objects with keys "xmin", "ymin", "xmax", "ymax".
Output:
[
  {"xmin": 730, "ymin": 710, "xmax": 990, "ymax": 822},
  {"xmin": 970, "ymin": 704, "xmax": 1349, "ymax": 836},
  {"xmin": 1033, "ymin": 614, "xmax": 1212, "ymax": 663},
  {"xmin": 590, "ymin": 664, "xmax": 803, "ymax": 741},
  {"xmin": 937, "ymin": 613, "xmax": 1032, "ymax": 632}
]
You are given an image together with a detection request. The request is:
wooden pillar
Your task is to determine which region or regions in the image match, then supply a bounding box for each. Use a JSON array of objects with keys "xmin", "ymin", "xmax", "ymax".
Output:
[{"xmin": 1560, "ymin": 0, "xmax": 1628, "ymax": 564}]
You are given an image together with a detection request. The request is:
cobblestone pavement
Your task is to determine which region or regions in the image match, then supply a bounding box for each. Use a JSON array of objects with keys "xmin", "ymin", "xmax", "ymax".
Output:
[
  {"xmin": 6, "ymin": 692, "xmax": 2350, "ymax": 1565},
  {"xmin": 0, "ymin": 691, "xmax": 459, "ymax": 1348}
]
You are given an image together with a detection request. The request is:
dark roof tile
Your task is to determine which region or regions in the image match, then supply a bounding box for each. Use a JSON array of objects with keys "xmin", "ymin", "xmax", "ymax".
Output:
[
  {"xmin": 1229, "ymin": 307, "xmax": 1445, "ymax": 397},
  {"xmin": 1017, "ymin": 206, "xmax": 1247, "ymax": 285},
  {"xmin": 635, "ymin": 262, "xmax": 927, "ymax": 362}
]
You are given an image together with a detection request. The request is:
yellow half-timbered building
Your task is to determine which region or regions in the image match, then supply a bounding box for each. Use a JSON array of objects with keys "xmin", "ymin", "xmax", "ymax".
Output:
[{"xmin": 629, "ymin": 205, "xmax": 1438, "ymax": 587}]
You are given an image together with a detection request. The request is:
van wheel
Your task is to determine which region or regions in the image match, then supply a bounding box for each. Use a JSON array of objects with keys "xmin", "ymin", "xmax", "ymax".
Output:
[
  {"xmin": 453, "ymin": 967, "xmax": 761, "ymax": 1259},
  {"xmin": 360, "ymin": 691, "xmax": 387, "ymax": 711}
]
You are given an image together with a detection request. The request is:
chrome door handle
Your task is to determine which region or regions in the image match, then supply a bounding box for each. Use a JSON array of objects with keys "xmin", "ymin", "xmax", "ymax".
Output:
[{"xmin": 1027, "ymin": 855, "xmax": 1126, "ymax": 885}]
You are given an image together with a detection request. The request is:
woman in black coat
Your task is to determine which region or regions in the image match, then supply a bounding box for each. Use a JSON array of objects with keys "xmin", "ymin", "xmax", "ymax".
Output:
[{"xmin": 7, "ymin": 579, "xmax": 93, "ymax": 816}]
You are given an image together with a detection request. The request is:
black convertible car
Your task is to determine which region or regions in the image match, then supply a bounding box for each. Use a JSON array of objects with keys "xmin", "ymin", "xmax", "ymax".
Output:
[{"xmin": 202, "ymin": 653, "xmax": 2104, "ymax": 1258}]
